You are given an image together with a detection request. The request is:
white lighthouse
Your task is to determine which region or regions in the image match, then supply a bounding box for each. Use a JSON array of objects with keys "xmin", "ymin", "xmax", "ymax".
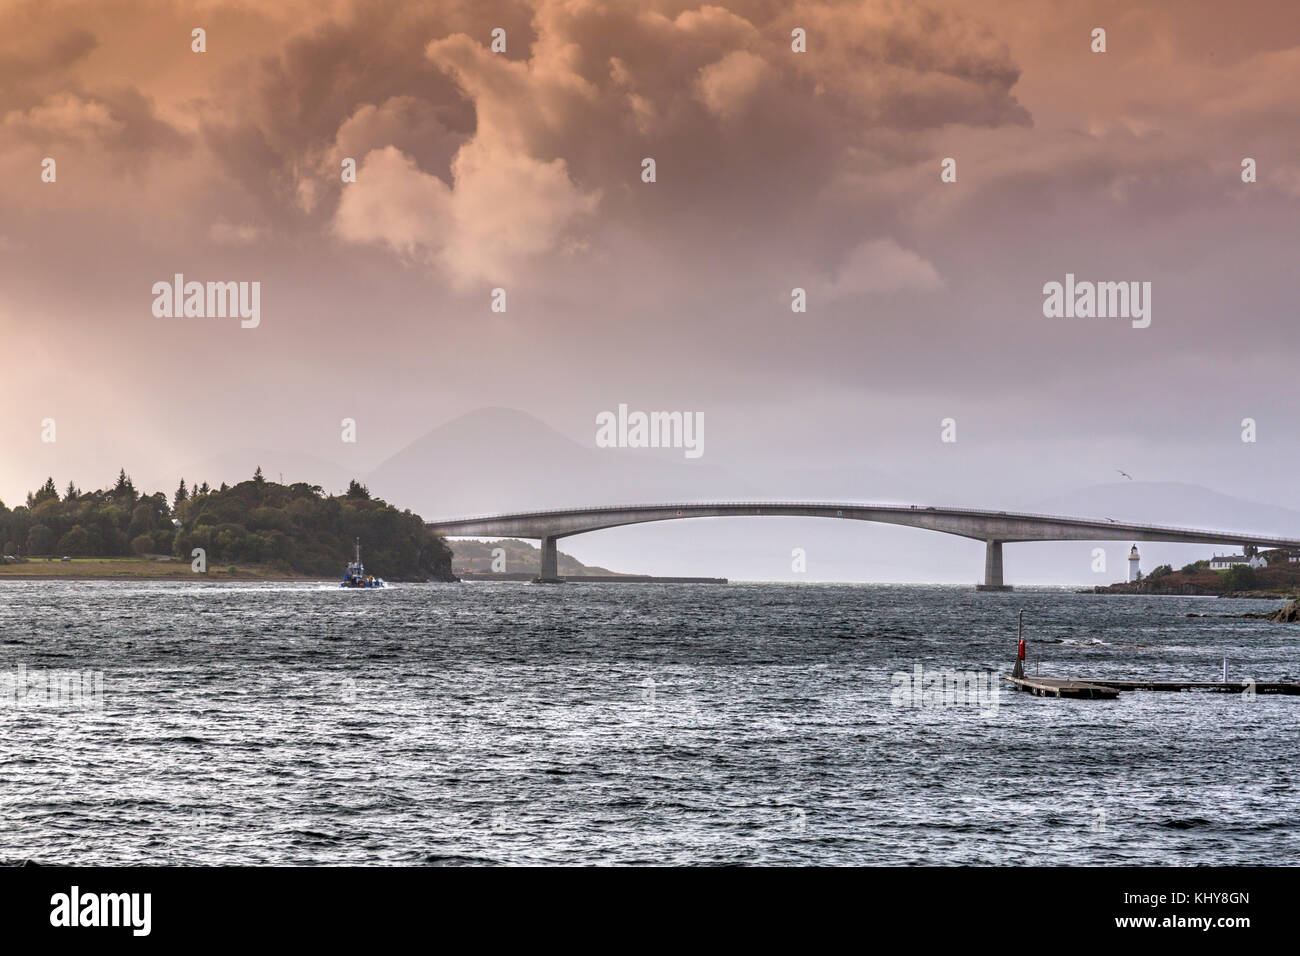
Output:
[{"xmin": 1128, "ymin": 544, "xmax": 1141, "ymax": 582}]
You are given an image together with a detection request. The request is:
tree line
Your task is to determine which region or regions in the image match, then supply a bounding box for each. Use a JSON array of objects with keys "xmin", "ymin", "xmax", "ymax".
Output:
[{"xmin": 0, "ymin": 469, "xmax": 453, "ymax": 581}]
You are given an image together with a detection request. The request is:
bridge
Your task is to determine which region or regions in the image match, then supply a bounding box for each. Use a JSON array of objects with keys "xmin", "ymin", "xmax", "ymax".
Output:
[{"xmin": 426, "ymin": 501, "xmax": 1300, "ymax": 588}]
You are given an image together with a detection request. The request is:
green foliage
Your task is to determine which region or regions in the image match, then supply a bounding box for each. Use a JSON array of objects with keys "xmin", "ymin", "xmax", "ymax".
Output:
[
  {"xmin": 1147, "ymin": 564, "xmax": 1173, "ymax": 579},
  {"xmin": 174, "ymin": 478, "xmax": 450, "ymax": 579},
  {"xmin": 127, "ymin": 502, "xmax": 157, "ymax": 540},
  {"xmin": 1223, "ymin": 564, "xmax": 1258, "ymax": 591},
  {"xmin": 27, "ymin": 477, "xmax": 59, "ymax": 508},
  {"xmin": 27, "ymin": 524, "xmax": 57, "ymax": 555},
  {"xmin": 0, "ymin": 474, "xmax": 451, "ymax": 579},
  {"xmin": 1181, "ymin": 560, "xmax": 1209, "ymax": 573},
  {"xmin": 112, "ymin": 468, "xmax": 138, "ymax": 505},
  {"xmin": 58, "ymin": 525, "xmax": 91, "ymax": 555}
]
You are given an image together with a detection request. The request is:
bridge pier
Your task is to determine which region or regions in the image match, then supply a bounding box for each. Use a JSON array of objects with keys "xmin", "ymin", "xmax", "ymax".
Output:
[
  {"xmin": 975, "ymin": 539, "xmax": 1013, "ymax": 591},
  {"xmin": 533, "ymin": 535, "xmax": 563, "ymax": 583}
]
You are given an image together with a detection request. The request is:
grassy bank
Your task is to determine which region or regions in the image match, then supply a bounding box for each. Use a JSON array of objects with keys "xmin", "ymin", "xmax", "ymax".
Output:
[{"xmin": 0, "ymin": 557, "xmax": 320, "ymax": 581}]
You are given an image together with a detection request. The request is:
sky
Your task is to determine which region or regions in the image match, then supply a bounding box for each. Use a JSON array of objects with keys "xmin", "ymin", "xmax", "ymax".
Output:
[{"xmin": 2, "ymin": 0, "xmax": 1298, "ymax": 524}]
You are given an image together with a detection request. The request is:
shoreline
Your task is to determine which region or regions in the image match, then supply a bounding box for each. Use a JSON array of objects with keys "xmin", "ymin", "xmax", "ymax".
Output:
[
  {"xmin": 0, "ymin": 558, "xmax": 440, "ymax": 583},
  {"xmin": 0, "ymin": 574, "xmax": 457, "ymax": 583},
  {"xmin": 1084, "ymin": 585, "xmax": 1299, "ymax": 600},
  {"xmin": 0, "ymin": 572, "xmax": 320, "ymax": 582},
  {"xmin": 1, "ymin": 563, "xmax": 1295, "ymax": 592}
]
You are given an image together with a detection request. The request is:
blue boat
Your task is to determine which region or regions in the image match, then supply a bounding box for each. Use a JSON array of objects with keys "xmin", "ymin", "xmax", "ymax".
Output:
[{"xmin": 341, "ymin": 539, "xmax": 386, "ymax": 589}]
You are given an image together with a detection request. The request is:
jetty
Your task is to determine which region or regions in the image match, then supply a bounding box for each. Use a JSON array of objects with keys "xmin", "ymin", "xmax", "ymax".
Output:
[
  {"xmin": 1003, "ymin": 609, "xmax": 1300, "ymax": 699},
  {"xmin": 1004, "ymin": 676, "xmax": 1120, "ymax": 699},
  {"xmin": 1073, "ymin": 678, "xmax": 1300, "ymax": 695},
  {"xmin": 1005, "ymin": 674, "xmax": 1300, "ymax": 698}
]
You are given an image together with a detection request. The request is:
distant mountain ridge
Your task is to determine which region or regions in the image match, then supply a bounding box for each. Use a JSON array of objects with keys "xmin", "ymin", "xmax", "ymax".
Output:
[
  {"xmin": 148, "ymin": 409, "xmax": 1300, "ymax": 584},
  {"xmin": 450, "ymin": 538, "xmax": 623, "ymax": 576},
  {"xmin": 1030, "ymin": 481, "xmax": 1300, "ymax": 537}
]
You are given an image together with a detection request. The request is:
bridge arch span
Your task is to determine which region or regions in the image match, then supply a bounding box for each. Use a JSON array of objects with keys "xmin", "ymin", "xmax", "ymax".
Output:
[{"xmin": 426, "ymin": 501, "xmax": 1300, "ymax": 588}]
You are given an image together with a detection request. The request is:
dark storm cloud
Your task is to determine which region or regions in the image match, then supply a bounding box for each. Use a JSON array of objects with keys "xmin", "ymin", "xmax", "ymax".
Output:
[
  {"xmin": 2, "ymin": 0, "xmax": 1299, "ymax": 514},
  {"xmin": 0, "ymin": 27, "xmax": 97, "ymax": 104}
]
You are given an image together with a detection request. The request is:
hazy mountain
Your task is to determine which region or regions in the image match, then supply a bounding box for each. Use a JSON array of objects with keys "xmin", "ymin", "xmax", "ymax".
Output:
[
  {"xmin": 1030, "ymin": 481, "xmax": 1300, "ymax": 536},
  {"xmin": 365, "ymin": 406, "xmax": 763, "ymax": 519},
  {"xmin": 450, "ymin": 538, "xmax": 621, "ymax": 576}
]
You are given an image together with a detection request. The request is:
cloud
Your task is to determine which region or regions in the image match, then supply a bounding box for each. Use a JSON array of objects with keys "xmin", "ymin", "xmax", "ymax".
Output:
[
  {"xmin": 331, "ymin": 141, "xmax": 598, "ymax": 285},
  {"xmin": 6, "ymin": 0, "xmax": 1300, "ymax": 509},
  {"xmin": 331, "ymin": 96, "xmax": 466, "ymax": 178},
  {"xmin": 332, "ymin": 146, "xmax": 452, "ymax": 260},
  {"xmin": 822, "ymin": 239, "xmax": 944, "ymax": 298},
  {"xmin": 437, "ymin": 138, "xmax": 600, "ymax": 284},
  {"xmin": 0, "ymin": 0, "xmax": 1033, "ymax": 276},
  {"xmin": 209, "ymin": 218, "xmax": 268, "ymax": 245},
  {"xmin": 0, "ymin": 26, "xmax": 97, "ymax": 98},
  {"xmin": 695, "ymin": 50, "xmax": 767, "ymax": 120},
  {"xmin": 1, "ymin": 85, "xmax": 184, "ymax": 156},
  {"xmin": 4, "ymin": 91, "xmax": 122, "ymax": 139}
]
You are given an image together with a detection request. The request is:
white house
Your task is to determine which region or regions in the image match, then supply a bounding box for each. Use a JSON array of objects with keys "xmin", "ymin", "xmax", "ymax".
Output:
[{"xmin": 1209, "ymin": 553, "xmax": 1268, "ymax": 571}]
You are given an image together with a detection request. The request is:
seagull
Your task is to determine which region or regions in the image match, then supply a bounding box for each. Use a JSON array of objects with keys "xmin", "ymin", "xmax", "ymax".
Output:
[{"xmin": 1117, "ymin": 470, "xmax": 1133, "ymax": 480}]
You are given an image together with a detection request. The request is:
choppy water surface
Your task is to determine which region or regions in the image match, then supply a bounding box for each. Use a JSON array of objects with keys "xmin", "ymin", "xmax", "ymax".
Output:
[{"xmin": 1, "ymin": 581, "xmax": 1297, "ymax": 865}]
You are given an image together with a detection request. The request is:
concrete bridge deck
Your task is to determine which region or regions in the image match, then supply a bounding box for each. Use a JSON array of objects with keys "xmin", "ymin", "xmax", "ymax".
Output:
[{"xmin": 426, "ymin": 501, "xmax": 1300, "ymax": 587}]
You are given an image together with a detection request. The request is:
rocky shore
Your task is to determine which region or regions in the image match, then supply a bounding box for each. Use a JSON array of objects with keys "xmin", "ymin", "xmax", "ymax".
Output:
[
  {"xmin": 1186, "ymin": 599, "xmax": 1300, "ymax": 621},
  {"xmin": 1267, "ymin": 599, "xmax": 1300, "ymax": 622}
]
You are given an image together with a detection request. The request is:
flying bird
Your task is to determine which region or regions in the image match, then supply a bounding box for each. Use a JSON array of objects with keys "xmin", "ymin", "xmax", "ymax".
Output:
[{"xmin": 1117, "ymin": 470, "xmax": 1133, "ymax": 480}]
